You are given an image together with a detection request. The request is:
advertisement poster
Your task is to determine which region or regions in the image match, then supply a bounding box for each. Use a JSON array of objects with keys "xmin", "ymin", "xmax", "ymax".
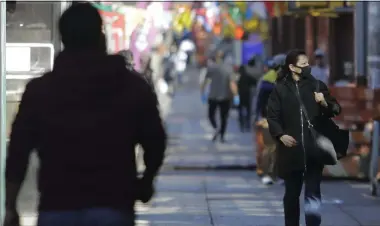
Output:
[{"xmin": 99, "ymin": 10, "xmax": 126, "ymax": 53}]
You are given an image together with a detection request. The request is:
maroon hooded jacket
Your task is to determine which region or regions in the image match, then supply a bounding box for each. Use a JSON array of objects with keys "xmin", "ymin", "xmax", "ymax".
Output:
[{"xmin": 5, "ymin": 50, "xmax": 167, "ymax": 211}]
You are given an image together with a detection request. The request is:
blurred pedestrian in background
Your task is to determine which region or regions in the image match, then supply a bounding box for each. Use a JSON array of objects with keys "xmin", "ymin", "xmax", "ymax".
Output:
[
  {"xmin": 254, "ymin": 56, "xmax": 284, "ymax": 185},
  {"xmin": 201, "ymin": 50, "xmax": 238, "ymax": 143},
  {"xmin": 118, "ymin": 49, "xmax": 135, "ymax": 71},
  {"xmin": 311, "ymin": 49, "xmax": 329, "ymax": 84},
  {"xmin": 237, "ymin": 58, "xmax": 258, "ymax": 132},
  {"xmin": 4, "ymin": 3, "xmax": 166, "ymax": 226}
]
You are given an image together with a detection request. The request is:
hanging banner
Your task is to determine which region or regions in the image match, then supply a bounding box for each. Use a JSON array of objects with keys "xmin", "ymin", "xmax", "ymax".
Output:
[
  {"xmin": 129, "ymin": 2, "xmax": 165, "ymax": 71},
  {"xmin": 99, "ymin": 10, "xmax": 126, "ymax": 53},
  {"xmin": 242, "ymin": 40, "xmax": 264, "ymax": 64}
]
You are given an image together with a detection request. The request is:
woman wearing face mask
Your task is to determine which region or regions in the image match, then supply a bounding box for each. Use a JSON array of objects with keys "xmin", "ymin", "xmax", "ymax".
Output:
[{"xmin": 267, "ymin": 49, "xmax": 341, "ymax": 226}]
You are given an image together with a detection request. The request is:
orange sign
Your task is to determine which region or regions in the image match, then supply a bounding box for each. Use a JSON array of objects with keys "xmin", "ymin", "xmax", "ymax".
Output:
[{"xmin": 99, "ymin": 10, "xmax": 126, "ymax": 53}]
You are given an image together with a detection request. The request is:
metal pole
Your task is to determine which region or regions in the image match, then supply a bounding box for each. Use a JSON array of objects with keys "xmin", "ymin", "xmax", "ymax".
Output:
[
  {"xmin": 367, "ymin": 1, "xmax": 380, "ymax": 196},
  {"xmin": 0, "ymin": 1, "xmax": 7, "ymax": 222},
  {"xmin": 354, "ymin": 2, "xmax": 367, "ymax": 76}
]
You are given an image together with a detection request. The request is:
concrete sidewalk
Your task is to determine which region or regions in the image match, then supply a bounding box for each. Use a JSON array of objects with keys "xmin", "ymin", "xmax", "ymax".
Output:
[
  {"xmin": 136, "ymin": 170, "xmax": 380, "ymax": 226},
  {"xmin": 163, "ymin": 67, "xmax": 256, "ymax": 170},
  {"xmin": 135, "ymin": 67, "xmax": 380, "ymax": 226}
]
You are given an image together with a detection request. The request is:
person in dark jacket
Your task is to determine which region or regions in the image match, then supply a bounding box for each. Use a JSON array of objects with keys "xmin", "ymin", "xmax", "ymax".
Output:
[
  {"xmin": 118, "ymin": 49, "xmax": 156, "ymax": 92},
  {"xmin": 117, "ymin": 49, "xmax": 135, "ymax": 71},
  {"xmin": 267, "ymin": 49, "xmax": 341, "ymax": 226},
  {"xmin": 254, "ymin": 60, "xmax": 278, "ymax": 120},
  {"xmin": 254, "ymin": 59, "xmax": 278, "ymax": 185},
  {"xmin": 4, "ymin": 3, "xmax": 166, "ymax": 226},
  {"xmin": 237, "ymin": 60, "xmax": 257, "ymax": 132}
]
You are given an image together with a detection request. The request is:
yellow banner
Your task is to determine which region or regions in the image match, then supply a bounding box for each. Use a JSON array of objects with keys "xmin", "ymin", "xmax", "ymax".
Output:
[{"xmin": 295, "ymin": 1, "xmax": 329, "ymax": 8}]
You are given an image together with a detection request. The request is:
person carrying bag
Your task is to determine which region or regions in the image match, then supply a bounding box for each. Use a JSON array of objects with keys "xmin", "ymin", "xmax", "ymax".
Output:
[{"xmin": 267, "ymin": 49, "xmax": 344, "ymax": 226}]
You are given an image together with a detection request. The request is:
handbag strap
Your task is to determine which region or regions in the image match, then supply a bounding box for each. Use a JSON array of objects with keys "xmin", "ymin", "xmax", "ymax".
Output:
[
  {"xmin": 295, "ymin": 80, "xmax": 321, "ymax": 128},
  {"xmin": 295, "ymin": 91, "xmax": 314, "ymax": 128}
]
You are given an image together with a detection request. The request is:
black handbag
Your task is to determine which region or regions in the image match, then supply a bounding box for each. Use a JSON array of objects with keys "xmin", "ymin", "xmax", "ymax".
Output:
[{"xmin": 295, "ymin": 83, "xmax": 349, "ymax": 165}]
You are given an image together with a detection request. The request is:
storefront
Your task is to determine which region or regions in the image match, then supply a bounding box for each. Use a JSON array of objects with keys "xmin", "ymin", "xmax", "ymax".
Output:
[{"xmin": 1, "ymin": 1, "xmax": 68, "ymax": 222}]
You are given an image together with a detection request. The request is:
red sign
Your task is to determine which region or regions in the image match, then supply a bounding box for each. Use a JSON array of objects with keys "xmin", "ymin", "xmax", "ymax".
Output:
[{"xmin": 99, "ymin": 10, "xmax": 126, "ymax": 53}]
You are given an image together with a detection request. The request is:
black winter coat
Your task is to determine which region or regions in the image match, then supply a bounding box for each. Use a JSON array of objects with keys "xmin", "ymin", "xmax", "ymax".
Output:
[{"xmin": 267, "ymin": 74, "xmax": 341, "ymax": 178}]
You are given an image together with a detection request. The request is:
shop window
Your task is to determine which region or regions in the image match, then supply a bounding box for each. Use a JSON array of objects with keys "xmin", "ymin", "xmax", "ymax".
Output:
[{"xmin": 5, "ymin": 2, "xmax": 59, "ymax": 139}]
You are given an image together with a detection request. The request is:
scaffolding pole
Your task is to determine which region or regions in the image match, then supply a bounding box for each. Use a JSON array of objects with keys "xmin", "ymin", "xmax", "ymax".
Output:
[
  {"xmin": 0, "ymin": 1, "xmax": 8, "ymax": 222},
  {"xmin": 368, "ymin": 1, "xmax": 380, "ymax": 196}
]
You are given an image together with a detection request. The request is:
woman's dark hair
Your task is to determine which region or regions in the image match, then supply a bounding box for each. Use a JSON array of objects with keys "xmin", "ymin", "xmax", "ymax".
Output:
[{"xmin": 277, "ymin": 49, "xmax": 307, "ymax": 81}]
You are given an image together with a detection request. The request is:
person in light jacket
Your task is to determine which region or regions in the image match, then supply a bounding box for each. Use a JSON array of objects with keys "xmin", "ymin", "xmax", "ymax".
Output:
[{"xmin": 267, "ymin": 49, "xmax": 341, "ymax": 226}]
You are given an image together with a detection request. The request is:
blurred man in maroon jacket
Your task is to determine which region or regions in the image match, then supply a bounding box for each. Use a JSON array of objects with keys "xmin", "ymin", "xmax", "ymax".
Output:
[{"xmin": 4, "ymin": 3, "xmax": 166, "ymax": 226}]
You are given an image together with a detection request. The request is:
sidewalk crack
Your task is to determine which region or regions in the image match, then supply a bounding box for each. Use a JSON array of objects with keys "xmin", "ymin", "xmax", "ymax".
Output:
[
  {"xmin": 337, "ymin": 205, "xmax": 362, "ymax": 226},
  {"xmin": 203, "ymin": 180, "xmax": 215, "ymax": 226}
]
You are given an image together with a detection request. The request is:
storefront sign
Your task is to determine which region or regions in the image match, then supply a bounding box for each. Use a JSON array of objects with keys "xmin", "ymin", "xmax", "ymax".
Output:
[
  {"xmin": 295, "ymin": 1, "xmax": 329, "ymax": 9},
  {"xmin": 99, "ymin": 10, "xmax": 126, "ymax": 53}
]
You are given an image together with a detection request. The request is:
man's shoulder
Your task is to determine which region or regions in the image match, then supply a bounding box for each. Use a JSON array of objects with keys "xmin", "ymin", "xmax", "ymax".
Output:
[{"xmin": 24, "ymin": 74, "xmax": 49, "ymax": 93}]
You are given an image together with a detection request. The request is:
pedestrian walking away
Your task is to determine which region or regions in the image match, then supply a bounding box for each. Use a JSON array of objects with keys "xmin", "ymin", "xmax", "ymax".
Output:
[
  {"xmin": 201, "ymin": 50, "xmax": 238, "ymax": 143},
  {"xmin": 237, "ymin": 59, "xmax": 258, "ymax": 132},
  {"xmin": 4, "ymin": 3, "xmax": 166, "ymax": 226},
  {"xmin": 267, "ymin": 49, "xmax": 341, "ymax": 226}
]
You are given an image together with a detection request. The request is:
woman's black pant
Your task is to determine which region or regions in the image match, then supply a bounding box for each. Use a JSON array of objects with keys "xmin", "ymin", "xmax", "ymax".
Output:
[
  {"xmin": 283, "ymin": 162, "xmax": 324, "ymax": 226},
  {"xmin": 238, "ymin": 93, "xmax": 252, "ymax": 130},
  {"xmin": 208, "ymin": 99, "xmax": 231, "ymax": 139}
]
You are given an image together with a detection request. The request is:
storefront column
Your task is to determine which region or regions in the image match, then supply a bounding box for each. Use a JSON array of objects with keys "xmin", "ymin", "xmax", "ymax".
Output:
[
  {"xmin": 355, "ymin": 2, "xmax": 368, "ymax": 76},
  {"xmin": 317, "ymin": 17, "xmax": 329, "ymax": 58},
  {"xmin": 367, "ymin": 1, "xmax": 380, "ymax": 196},
  {"xmin": 305, "ymin": 15, "xmax": 314, "ymax": 57},
  {"xmin": 0, "ymin": 1, "xmax": 7, "ymax": 222}
]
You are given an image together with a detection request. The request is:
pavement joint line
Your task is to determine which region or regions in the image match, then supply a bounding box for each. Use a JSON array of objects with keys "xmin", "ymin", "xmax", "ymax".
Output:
[
  {"xmin": 337, "ymin": 205, "xmax": 363, "ymax": 226},
  {"xmin": 202, "ymin": 180, "xmax": 215, "ymax": 226},
  {"xmin": 172, "ymin": 165, "xmax": 256, "ymax": 171}
]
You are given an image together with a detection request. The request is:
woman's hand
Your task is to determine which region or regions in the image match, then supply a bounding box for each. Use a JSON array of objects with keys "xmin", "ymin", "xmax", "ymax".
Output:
[
  {"xmin": 314, "ymin": 92, "xmax": 328, "ymax": 107},
  {"xmin": 280, "ymin": 135, "xmax": 297, "ymax": 147}
]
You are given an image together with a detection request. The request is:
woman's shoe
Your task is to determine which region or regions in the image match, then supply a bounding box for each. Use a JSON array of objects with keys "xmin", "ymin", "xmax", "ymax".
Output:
[
  {"xmin": 212, "ymin": 130, "xmax": 219, "ymax": 142},
  {"xmin": 261, "ymin": 175, "xmax": 274, "ymax": 185}
]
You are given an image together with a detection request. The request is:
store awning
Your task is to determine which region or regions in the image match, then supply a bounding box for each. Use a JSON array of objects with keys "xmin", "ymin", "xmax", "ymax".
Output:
[
  {"xmin": 287, "ymin": 1, "xmax": 354, "ymax": 17},
  {"xmin": 264, "ymin": 2, "xmax": 288, "ymax": 18}
]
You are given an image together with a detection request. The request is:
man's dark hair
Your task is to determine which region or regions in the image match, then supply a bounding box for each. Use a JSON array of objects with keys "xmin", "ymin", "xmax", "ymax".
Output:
[{"xmin": 59, "ymin": 3, "xmax": 103, "ymax": 50}]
